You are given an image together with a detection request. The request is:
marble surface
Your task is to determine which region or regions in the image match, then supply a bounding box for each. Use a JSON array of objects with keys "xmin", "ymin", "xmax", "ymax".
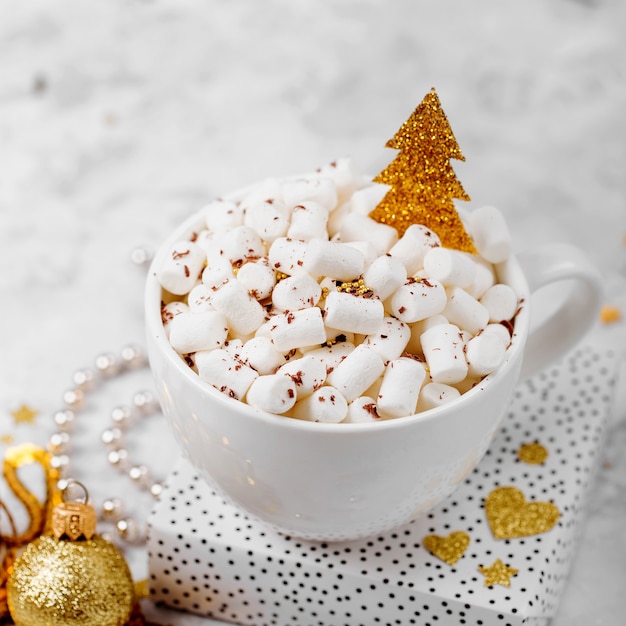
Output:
[{"xmin": 1, "ymin": 1, "xmax": 625, "ymax": 624}]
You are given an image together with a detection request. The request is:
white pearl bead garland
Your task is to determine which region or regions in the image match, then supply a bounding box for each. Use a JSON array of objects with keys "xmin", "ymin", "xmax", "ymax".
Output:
[{"xmin": 47, "ymin": 344, "xmax": 163, "ymax": 545}]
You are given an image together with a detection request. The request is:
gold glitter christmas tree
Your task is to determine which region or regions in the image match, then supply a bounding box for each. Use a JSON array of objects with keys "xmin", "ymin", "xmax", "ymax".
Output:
[{"xmin": 369, "ymin": 88, "xmax": 476, "ymax": 252}]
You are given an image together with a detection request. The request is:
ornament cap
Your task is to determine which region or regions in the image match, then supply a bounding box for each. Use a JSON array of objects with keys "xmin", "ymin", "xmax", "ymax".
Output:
[{"xmin": 51, "ymin": 480, "xmax": 97, "ymax": 541}]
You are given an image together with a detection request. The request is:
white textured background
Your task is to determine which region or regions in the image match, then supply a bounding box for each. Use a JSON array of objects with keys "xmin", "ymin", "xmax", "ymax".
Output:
[{"xmin": 1, "ymin": 1, "xmax": 625, "ymax": 625}]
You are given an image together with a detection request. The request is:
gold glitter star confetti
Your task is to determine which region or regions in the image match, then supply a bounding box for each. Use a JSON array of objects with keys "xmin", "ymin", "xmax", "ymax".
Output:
[
  {"xmin": 599, "ymin": 304, "xmax": 622, "ymax": 325},
  {"xmin": 0, "ymin": 434, "xmax": 14, "ymax": 445},
  {"xmin": 517, "ymin": 441, "xmax": 549, "ymax": 465},
  {"xmin": 422, "ymin": 530, "xmax": 470, "ymax": 565},
  {"xmin": 10, "ymin": 404, "xmax": 39, "ymax": 425},
  {"xmin": 478, "ymin": 558, "xmax": 518, "ymax": 587},
  {"xmin": 369, "ymin": 88, "xmax": 476, "ymax": 252},
  {"xmin": 485, "ymin": 486, "xmax": 560, "ymax": 540}
]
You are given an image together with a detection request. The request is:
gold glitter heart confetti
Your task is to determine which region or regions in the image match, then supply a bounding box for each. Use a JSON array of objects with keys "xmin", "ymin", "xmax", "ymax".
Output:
[
  {"xmin": 485, "ymin": 486, "xmax": 560, "ymax": 540},
  {"xmin": 478, "ymin": 558, "xmax": 518, "ymax": 587},
  {"xmin": 517, "ymin": 441, "xmax": 548, "ymax": 465},
  {"xmin": 422, "ymin": 530, "xmax": 470, "ymax": 565}
]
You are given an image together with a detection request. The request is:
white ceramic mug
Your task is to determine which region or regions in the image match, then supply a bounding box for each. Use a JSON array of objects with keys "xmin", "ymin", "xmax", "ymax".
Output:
[{"xmin": 145, "ymin": 201, "xmax": 603, "ymax": 542}]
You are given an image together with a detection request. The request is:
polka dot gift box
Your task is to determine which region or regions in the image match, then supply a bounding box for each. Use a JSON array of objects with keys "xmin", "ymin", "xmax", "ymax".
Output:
[{"xmin": 147, "ymin": 343, "xmax": 620, "ymax": 626}]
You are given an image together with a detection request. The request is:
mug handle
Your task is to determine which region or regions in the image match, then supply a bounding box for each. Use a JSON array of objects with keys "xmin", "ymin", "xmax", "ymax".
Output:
[{"xmin": 516, "ymin": 242, "xmax": 604, "ymax": 380}]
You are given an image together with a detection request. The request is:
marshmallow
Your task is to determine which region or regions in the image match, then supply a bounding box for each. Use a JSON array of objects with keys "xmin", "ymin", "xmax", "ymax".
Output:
[
  {"xmin": 282, "ymin": 176, "xmax": 338, "ymax": 212},
  {"xmin": 157, "ymin": 241, "xmax": 207, "ymax": 296},
  {"xmin": 161, "ymin": 301, "xmax": 190, "ymax": 337},
  {"xmin": 479, "ymin": 283, "xmax": 518, "ymax": 323},
  {"xmin": 277, "ymin": 354, "xmax": 327, "ymax": 399},
  {"xmin": 466, "ymin": 256, "xmax": 496, "ymax": 299},
  {"xmin": 468, "ymin": 205, "xmax": 512, "ymax": 264},
  {"xmin": 223, "ymin": 338, "xmax": 244, "ymax": 357},
  {"xmin": 465, "ymin": 332, "xmax": 507, "ymax": 377},
  {"xmin": 389, "ymin": 278, "xmax": 447, "ymax": 323},
  {"xmin": 363, "ymin": 316, "xmax": 411, "ymax": 362},
  {"xmin": 204, "ymin": 199, "xmax": 244, "ymax": 234},
  {"xmin": 443, "ymin": 287, "xmax": 490, "ymax": 335},
  {"xmin": 324, "ymin": 290, "xmax": 384, "ymax": 335},
  {"xmin": 243, "ymin": 199, "xmax": 290, "ymax": 244},
  {"xmin": 210, "ymin": 279, "xmax": 266, "ymax": 336},
  {"xmin": 363, "ymin": 255, "xmax": 407, "ymax": 302},
  {"xmin": 187, "ymin": 283, "xmax": 215, "ymax": 312},
  {"xmin": 417, "ymin": 382, "xmax": 461, "ymax": 412},
  {"xmin": 290, "ymin": 386, "xmax": 348, "ymax": 423},
  {"xmin": 420, "ymin": 323, "xmax": 468, "ymax": 384},
  {"xmin": 269, "ymin": 307, "xmax": 327, "ymax": 353},
  {"xmin": 307, "ymin": 342, "xmax": 355, "ymax": 376},
  {"xmin": 480, "ymin": 322, "xmax": 512, "ymax": 347},
  {"xmin": 217, "ymin": 225, "xmax": 266, "ymax": 265},
  {"xmin": 268, "ymin": 237, "xmax": 309, "ymax": 276},
  {"xmin": 202, "ymin": 255, "xmax": 235, "ymax": 291},
  {"xmin": 326, "ymin": 344, "xmax": 385, "ymax": 402},
  {"xmin": 236, "ymin": 258, "xmax": 276, "ymax": 301},
  {"xmin": 271, "ymin": 273, "xmax": 322, "ymax": 312},
  {"xmin": 245, "ymin": 374, "xmax": 297, "ymax": 414},
  {"xmin": 168, "ymin": 311, "xmax": 229, "ymax": 354},
  {"xmin": 344, "ymin": 396, "xmax": 381, "ymax": 423},
  {"xmin": 287, "ymin": 201, "xmax": 329, "ymax": 241},
  {"xmin": 344, "ymin": 241, "xmax": 379, "ymax": 269},
  {"xmin": 377, "ymin": 357, "xmax": 428, "ymax": 419},
  {"xmin": 338, "ymin": 212, "xmax": 398, "ymax": 256},
  {"xmin": 239, "ymin": 336, "xmax": 286, "ymax": 375},
  {"xmin": 303, "ymin": 239, "xmax": 365, "ymax": 281},
  {"xmin": 195, "ymin": 349, "xmax": 258, "ymax": 400},
  {"xmin": 317, "ymin": 158, "xmax": 367, "ymax": 206},
  {"xmin": 349, "ymin": 184, "xmax": 390, "ymax": 215},
  {"xmin": 327, "ymin": 201, "xmax": 352, "ymax": 238},
  {"xmin": 389, "ymin": 224, "xmax": 442, "ymax": 275},
  {"xmin": 423, "ymin": 247, "xmax": 476, "ymax": 288},
  {"xmin": 239, "ymin": 178, "xmax": 284, "ymax": 210}
]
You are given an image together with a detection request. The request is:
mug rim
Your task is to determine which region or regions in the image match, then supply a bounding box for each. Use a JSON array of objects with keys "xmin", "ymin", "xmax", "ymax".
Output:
[{"xmin": 145, "ymin": 203, "xmax": 530, "ymax": 435}]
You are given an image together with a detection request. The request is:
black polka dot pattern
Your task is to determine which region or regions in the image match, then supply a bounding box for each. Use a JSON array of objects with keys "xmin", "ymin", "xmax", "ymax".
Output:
[{"xmin": 147, "ymin": 346, "xmax": 618, "ymax": 626}]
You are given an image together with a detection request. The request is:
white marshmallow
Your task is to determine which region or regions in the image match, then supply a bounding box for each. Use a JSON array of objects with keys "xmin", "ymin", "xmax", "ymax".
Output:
[
  {"xmin": 465, "ymin": 332, "xmax": 507, "ymax": 377},
  {"xmin": 324, "ymin": 290, "xmax": 384, "ymax": 335},
  {"xmin": 287, "ymin": 201, "xmax": 329, "ymax": 241},
  {"xmin": 303, "ymin": 239, "xmax": 365, "ymax": 281},
  {"xmin": 210, "ymin": 279, "xmax": 266, "ymax": 336},
  {"xmin": 243, "ymin": 199, "xmax": 290, "ymax": 244},
  {"xmin": 405, "ymin": 313, "xmax": 449, "ymax": 356},
  {"xmin": 168, "ymin": 311, "xmax": 229, "ymax": 354},
  {"xmin": 202, "ymin": 255, "xmax": 235, "ymax": 291},
  {"xmin": 282, "ymin": 176, "xmax": 338, "ymax": 212},
  {"xmin": 443, "ymin": 286, "xmax": 490, "ymax": 335},
  {"xmin": 217, "ymin": 225, "xmax": 266, "ymax": 265},
  {"xmin": 388, "ymin": 224, "xmax": 441, "ymax": 275},
  {"xmin": 269, "ymin": 307, "xmax": 327, "ymax": 353},
  {"xmin": 466, "ymin": 257, "xmax": 496, "ymax": 299},
  {"xmin": 204, "ymin": 199, "xmax": 244, "ymax": 234},
  {"xmin": 344, "ymin": 241, "xmax": 379, "ymax": 269},
  {"xmin": 245, "ymin": 374, "xmax": 297, "ymax": 414},
  {"xmin": 306, "ymin": 342, "xmax": 355, "ymax": 376},
  {"xmin": 363, "ymin": 255, "xmax": 407, "ymax": 302},
  {"xmin": 480, "ymin": 283, "xmax": 518, "ymax": 323},
  {"xmin": 417, "ymin": 382, "xmax": 461, "ymax": 412},
  {"xmin": 480, "ymin": 322, "xmax": 512, "ymax": 347},
  {"xmin": 187, "ymin": 283, "xmax": 215, "ymax": 312},
  {"xmin": 239, "ymin": 336, "xmax": 286, "ymax": 375},
  {"xmin": 268, "ymin": 237, "xmax": 309, "ymax": 276},
  {"xmin": 326, "ymin": 344, "xmax": 385, "ymax": 402},
  {"xmin": 389, "ymin": 278, "xmax": 447, "ymax": 323},
  {"xmin": 161, "ymin": 301, "xmax": 190, "ymax": 337},
  {"xmin": 349, "ymin": 184, "xmax": 390, "ymax": 215},
  {"xmin": 363, "ymin": 317, "xmax": 410, "ymax": 362},
  {"xmin": 338, "ymin": 212, "xmax": 398, "ymax": 256},
  {"xmin": 271, "ymin": 273, "xmax": 322, "ymax": 311},
  {"xmin": 277, "ymin": 354, "xmax": 327, "ymax": 399},
  {"xmin": 423, "ymin": 247, "xmax": 476, "ymax": 288},
  {"xmin": 291, "ymin": 386, "xmax": 348, "ymax": 423},
  {"xmin": 157, "ymin": 241, "xmax": 207, "ymax": 296},
  {"xmin": 195, "ymin": 349, "xmax": 258, "ymax": 400},
  {"xmin": 327, "ymin": 201, "xmax": 352, "ymax": 238},
  {"xmin": 420, "ymin": 323, "xmax": 468, "ymax": 384},
  {"xmin": 239, "ymin": 178, "xmax": 284, "ymax": 208},
  {"xmin": 377, "ymin": 357, "xmax": 428, "ymax": 419},
  {"xmin": 468, "ymin": 205, "xmax": 512, "ymax": 264},
  {"xmin": 344, "ymin": 396, "xmax": 381, "ymax": 423},
  {"xmin": 223, "ymin": 338, "xmax": 244, "ymax": 357},
  {"xmin": 236, "ymin": 258, "xmax": 276, "ymax": 301},
  {"xmin": 317, "ymin": 158, "xmax": 366, "ymax": 205}
]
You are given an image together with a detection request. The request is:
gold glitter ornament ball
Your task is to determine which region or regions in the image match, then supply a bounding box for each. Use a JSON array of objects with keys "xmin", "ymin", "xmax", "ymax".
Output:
[{"xmin": 7, "ymin": 534, "xmax": 135, "ymax": 626}]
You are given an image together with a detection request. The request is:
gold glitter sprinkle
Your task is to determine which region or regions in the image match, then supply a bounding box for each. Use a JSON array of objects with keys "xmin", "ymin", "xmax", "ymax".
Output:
[
  {"xmin": 0, "ymin": 434, "xmax": 14, "ymax": 445},
  {"xmin": 275, "ymin": 270, "xmax": 289, "ymax": 282},
  {"xmin": 517, "ymin": 441, "xmax": 549, "ymax": 465},
  {"xmin": 422, "ymin": 531, "xmax": 470, "ymax": 565},
  {"xmin": 369, "ymin": 88, "xmax": 475, "ymax": 252},
  {"xmin": 599, "ymin": 304, "xmax": 622, "ymax": 324},
  {"xmin": 478, "ymin": 558, "xmax": 518, "ymax": 587},
  {"xmin": 335, "ymin": 278, "xmax": 374, "ymax": 297},
  {"xmin": 10, "ymin": 404, "xmax": 38, "ymax": 425},
  {"xmin": 485, "ymin": 486, "xmax": 560, "ymax": 540}
]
